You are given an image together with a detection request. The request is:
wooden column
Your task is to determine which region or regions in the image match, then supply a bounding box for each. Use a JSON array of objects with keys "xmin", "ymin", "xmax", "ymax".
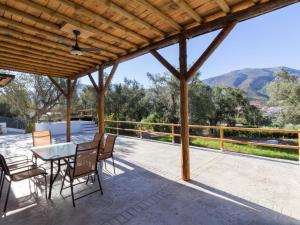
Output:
[
  {"xmin": 66, "ymin": 78, "xmax": 71, "ymax": 142},
  {"xmin": 98, "ymin": 67, "xmax": 105, "ymax": 139},
  {"xmin": 88, "ymin": 64, "xmax": 118, "ymax": 144},
  {"xmin": 48, "ymin": 76, "xmax": 76, "ymax": 142},
  {"xmin": 151, "ymin": 23, "xmax": 236, "ymax": 181},
  {"xmin": 179, "ymin": 36, "xmax": 190, "ymax": 181}
]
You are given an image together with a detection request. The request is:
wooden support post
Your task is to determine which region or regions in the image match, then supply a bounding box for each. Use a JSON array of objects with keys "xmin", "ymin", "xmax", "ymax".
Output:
[
  {"xmin": 139, "ymin": 124, "xmax": 143, "ymax": 139},
  {"xmin": 66, "ymin": 79, "xmax": 71, "ymax": 142},
  {"xmin": 220, "ymin": 127, "xmax": 224, "ymax": 151},
  {"xmin": 298, "ymin": 130, "xmax": 300, "ymax": 163},
  {"xmin": 171, "ymin": 124, "xmax": 175, "ymax": 144},
  {"xmin": 179, "ymin": 36, "xmax": 190, "ymax": 181},
  {"xmin": 98, "ymin": 67, "xmax": 105, "ymax": 143},
  {"xmin": 150, "ymin": 24, "xmax": 236, "ymax": 181}
]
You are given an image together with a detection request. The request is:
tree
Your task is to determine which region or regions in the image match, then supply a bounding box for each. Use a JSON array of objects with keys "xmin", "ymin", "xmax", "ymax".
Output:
[
  {"xmin": 208, "ymin": 87, "xmax": 252, "ymax": 126},
  {"xmin": 0, "ymin": 72, "xmax": 66, "ymax": 122},
  {"xmin": 105, "ymin": 78, "xmax": 149, "ymax": 121},
  {"xmin": 266, "ymin": 69, "xmax": 300, "ymax": 126}
]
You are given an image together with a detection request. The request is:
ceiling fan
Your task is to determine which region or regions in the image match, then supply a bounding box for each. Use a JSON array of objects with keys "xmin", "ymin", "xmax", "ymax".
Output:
[{"xmin": 70, "ymin": 30, "xmax": 101, "ymax": 56}]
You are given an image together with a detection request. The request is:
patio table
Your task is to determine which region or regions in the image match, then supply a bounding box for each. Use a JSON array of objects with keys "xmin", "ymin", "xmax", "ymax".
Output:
[{"xmin": 31, "ymin": 142, "xmax": 77, "ymax": 199}]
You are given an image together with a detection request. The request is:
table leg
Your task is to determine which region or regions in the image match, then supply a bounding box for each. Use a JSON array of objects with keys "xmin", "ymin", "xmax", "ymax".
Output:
[
  {"xmin": 48, "ymin": 161, "xmax": 53, "ymax": 199},
  {"xmin": 48, "ymin": 160, "xmax": 61, "ymax": 199}
]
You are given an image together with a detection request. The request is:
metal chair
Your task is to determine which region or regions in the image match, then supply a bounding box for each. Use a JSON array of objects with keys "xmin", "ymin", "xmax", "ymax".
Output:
[
  {"xmin": 60, "ymin": 140, "xmax": 103, "ymax": 207},
  {"xmin": 0, "ymin": 154, "xmax": 47, "ymax": 213},
  {"xmin": 98, "ymin": 134, "xmax": 117, "ymax": 174}
]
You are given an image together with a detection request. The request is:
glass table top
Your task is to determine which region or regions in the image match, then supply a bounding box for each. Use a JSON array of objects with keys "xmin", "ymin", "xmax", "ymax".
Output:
[{"xmin": 31, "ymin": 142, "xmax": 77, "ymax": 161}]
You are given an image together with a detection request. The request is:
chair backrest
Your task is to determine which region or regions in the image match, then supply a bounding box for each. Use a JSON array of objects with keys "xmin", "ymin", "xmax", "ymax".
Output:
[
  {"xmin": 93, "ymin": 132, "xmax": 104, "ymax": 147},
  {"xmin": 73, "ymin": 141, "xmax": 100, "ymax": 178},
  {"xmin": 102, "ymin": 134, "xmax": 117, "ymax": 154},
  {"xmin": 32, "ymin": 130, "xmax": 52, "ymax": 147},
  {"xmin": 0, "ymin": 154, "xmax": 10, "ymax": 176}
]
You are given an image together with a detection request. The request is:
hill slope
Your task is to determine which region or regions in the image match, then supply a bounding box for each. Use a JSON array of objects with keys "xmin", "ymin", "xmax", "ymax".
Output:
[{"xmin": 203, "ymin": 67, "xmax": 300, "ymax": 100}]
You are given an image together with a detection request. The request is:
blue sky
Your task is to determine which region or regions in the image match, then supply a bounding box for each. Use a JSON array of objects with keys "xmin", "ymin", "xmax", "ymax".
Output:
[{"xmin": 80, "ymin": 3, "xmax": 300, "ymax": 87}]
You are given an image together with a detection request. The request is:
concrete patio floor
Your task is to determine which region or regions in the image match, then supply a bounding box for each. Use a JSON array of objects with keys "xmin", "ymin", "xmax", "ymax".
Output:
[{"xmin": 0, "ymin": 133, "xmax": 300, "ymax": 225}]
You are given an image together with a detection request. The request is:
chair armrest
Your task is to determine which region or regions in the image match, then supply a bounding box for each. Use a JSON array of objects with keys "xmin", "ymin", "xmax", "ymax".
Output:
[{"xmin": 6, "ymin": 155, "xmax": 30, "ymax": 165}]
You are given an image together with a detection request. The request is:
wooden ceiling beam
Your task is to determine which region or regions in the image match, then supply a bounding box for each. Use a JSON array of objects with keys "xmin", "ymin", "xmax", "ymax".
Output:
[
  {"xmin": 95, "ymin": 0, "xmax": 299, "ymax": 70},
  {"xmin": 104, "ymin": 64, "xmax": 118, "ymax": 91},
  {"xmin": 0, "ymin": 14, "xmax": 121, "ymax": 58},
  {"xmin": 0, "ymin": 25, "xmax": 108, "ymax": 62},
  {"xmin": 15, "ymin": 0, "xmax": 137, "ymax": 50},
  {"xmin": 0, "ymin": 52, "xmax": 80, "ymax": 73},
  {"xmin": 0, "ymin": 34, "xmax": 99, "ymax": 66},
  {"xmin": 214, "ymin": 0, "xmax": 231, "ymax": 13},
  {"xmin": 150, "ymin": 50, "xmax": 180, "ymax": 79},
  {"xmin": 97, "ymin": 0, "xmax": 166, "ymax": 38},
  {"xmin": 87, "ymin": 73, "xmax": 100, "ymax": 94},
  {"xmin": 58, "ymin": 0, "xmax": 150, "ymax": 44},
  {"xmin": 133, "ymin": 0, "xmax": 182, "ymax": 31},
  {"xmin": 48, "ymin": 76, "xmax": 68, "ymax": 97},
  {"xmin": 172, "ymin": 0, "xmax": 203, "ymax": 23},
  {"xmin": 0, "ymin": 3, "xmax": 60, "ymax": 30},
  {"xmin": 0, "ymin": 57, "xmax": 76, "ymax": 75},
  {"xmin": 0, "ymin": 42, "xmax": 92, "ymax": 68},
  {"xmin": 0, "ymin": 63, "xmax": 69, "ymax": 78},
  {"xmin": 0, "ymin": 47, "xmax": 84, "ymax": 70},
  {"xmin": 187, "ymin": 21, "xmax": 237, "ymax": 80}
]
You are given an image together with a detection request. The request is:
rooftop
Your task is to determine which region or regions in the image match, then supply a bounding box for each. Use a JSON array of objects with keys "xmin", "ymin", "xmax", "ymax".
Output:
[{"xmin": 0, "ymin": 133, "xmax": 299, "ymax": 225}]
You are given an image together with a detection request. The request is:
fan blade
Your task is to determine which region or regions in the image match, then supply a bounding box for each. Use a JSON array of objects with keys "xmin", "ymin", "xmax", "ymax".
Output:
[{"xmin": 79, "ymin": 47, "xmax": 101, "ymax": 52}]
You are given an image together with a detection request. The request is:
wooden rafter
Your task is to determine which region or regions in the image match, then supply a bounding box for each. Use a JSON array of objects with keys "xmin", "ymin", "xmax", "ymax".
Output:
[
  {"xmin": 0, "ymin": 64, "xmax": 66, "ymax": 77},
  {"xmin": 172, "ymin": 0, "xmax": 203, "ymax": 23},
  {"xmin": 150, "ymin": 50, "xmax": 180, "ymax": 79},
  {"xmin": 48, "ymin": 76, "xmax": 68, "ymax": 97},
  {"xmin": 88, "ymin": 73, "xmax": 100, "ymax": 94},
  {"xmin": 0, "ymin": 52, "xmax": 80, "ymax": 73},
  {"xmin": 187, "ymin": 21, "xmax": 237, "ymax": 80},
  {"xmin": 96, "ymin": 0, "xmax": 166, "ymax": 37},
  {"xmin": 0, "ymin": 45, "xmax": 85, "ymax": 70},
  {"xmin": 0, "ymin": 16, "xmax": 119, "ymax": 59},
  {"xmin": 94, "ymin": 0, "xmax": 297, "ymax": 72},
  {"xmin": 0, "ymin": 25, "xmax": 107, "ymax": 63},
  {"xmin": 15, "ymin": 0, "xmax": 137, "ymax": 50},
  {"xmin": 58, "ymin": 0, "xmax": 150, "ymax": 44},
  {"xmin": 0, "ymin": 57, "xmax": 76, "ymax": 75},
  {"xmin": 134, "ymin": 0, "xmax": 182, "ymax": 31},
  {"xmin": 104, "ymin": 64, "xmax": 119, "ymax": 91},
  {"xmin": 0, "ymin": 34, "xmax": 98, "ymax": 67},
  {"xmin": 0, "ymin": 0, "xmax": 296, "ymax": 79},
  {"xmin": 214, "ymin": 0, "xmax": 231, "ymax": 13},
  {"xmin": 0, "ymin": 42, "xmax": 91, "ymax": 68}
]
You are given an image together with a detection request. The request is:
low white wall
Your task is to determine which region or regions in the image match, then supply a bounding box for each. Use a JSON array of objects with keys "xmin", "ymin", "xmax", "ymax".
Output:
[
  {"xmin": 7, "ymin": 127, "xmax": 25, "ymax": 134},
  {"xmin": 35, "ymin": 120, "xmax": 93, "ymax": 135},
  {"xmin": 0, "ymin": 122, "xmax": 7, "ymax": 134}
]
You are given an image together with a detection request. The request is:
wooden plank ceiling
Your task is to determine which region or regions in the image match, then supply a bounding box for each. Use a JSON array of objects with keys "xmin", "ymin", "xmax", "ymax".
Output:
[{"xmin": 0, "ymin": 0, "xmax": 298, "ymax": 79}]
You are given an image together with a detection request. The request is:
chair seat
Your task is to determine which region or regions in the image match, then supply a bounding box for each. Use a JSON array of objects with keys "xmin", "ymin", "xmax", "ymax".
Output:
[
  {"xmin": 11, "ymin": 168, "xmax": 47, "ymax": 181},
  {"xmin": 98, "ymin": 153, "xmax": 112, "ymax": 160}
]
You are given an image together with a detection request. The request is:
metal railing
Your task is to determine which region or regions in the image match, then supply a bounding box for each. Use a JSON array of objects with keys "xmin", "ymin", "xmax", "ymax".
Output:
[{"xmin": 105, "ymin": 120, "xmax": 300, "ymax": 159}]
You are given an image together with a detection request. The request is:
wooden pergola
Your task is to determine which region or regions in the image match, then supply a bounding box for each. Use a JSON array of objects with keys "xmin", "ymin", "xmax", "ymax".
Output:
[{"xmin": 0, "ymin": 0, "xmax": 298, "ymax": 181}]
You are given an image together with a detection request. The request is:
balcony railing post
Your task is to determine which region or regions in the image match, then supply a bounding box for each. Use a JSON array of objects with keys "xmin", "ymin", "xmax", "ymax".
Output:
[
  {"xmin": 220, "ymin": 127, "xmax": 224, "ymax": 151},
  {"xmin": 172, "ymin": 124, "xmax": 175, "ymax": 144},
  {"xmin": 116, "ymin": 122, "xmax": 119, "ymax": 136},
  {"xmin": 139, "ymin": 123, "xmax": 142, "ymax": 139},
  {"xmin": 298, "ymin": 130, "xmax": 300, "ymax": 163}
]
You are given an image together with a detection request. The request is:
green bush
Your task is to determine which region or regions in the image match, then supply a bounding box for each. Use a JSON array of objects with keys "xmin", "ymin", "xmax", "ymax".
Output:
[{"xmin": 25, "ymin": 122, "xmax": 35, "ymax": 133}]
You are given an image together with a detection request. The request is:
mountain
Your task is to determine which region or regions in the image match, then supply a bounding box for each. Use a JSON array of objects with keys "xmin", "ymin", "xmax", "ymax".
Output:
[{"xmin": 203, "ymin": 67, "xmax": 300, "ymax": 101}]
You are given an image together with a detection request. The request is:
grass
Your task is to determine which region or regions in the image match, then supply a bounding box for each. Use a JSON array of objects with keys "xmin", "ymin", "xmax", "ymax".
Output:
[{"xmin": 151, "ymin": 135, "xmax": 299, "ymax": 161}]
